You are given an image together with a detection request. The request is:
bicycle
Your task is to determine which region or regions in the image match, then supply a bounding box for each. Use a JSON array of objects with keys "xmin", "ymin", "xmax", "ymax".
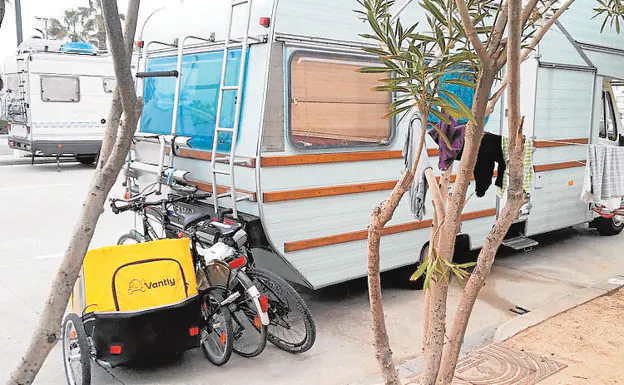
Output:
[
  {"xmin": 207, "ymin": 210, "xmax": 316, "ymax": 354},
  {"xmin": 112, "ymin": 186, "xmax": 316, "ymax": 354},
  {"xmin": 111, "ymin": 188, "xmax": 270, "ymax": 358}
]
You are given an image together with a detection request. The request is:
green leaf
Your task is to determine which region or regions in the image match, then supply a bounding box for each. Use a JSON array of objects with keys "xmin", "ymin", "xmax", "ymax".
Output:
[
  {"xmin": 424, "ymin": 259, "xmax": 435, "ymax": 290},
  {"xmin": 409, "ymin": 261, "xmax": 429, "ymax": 281},
  {"xmin": 442, "ymin": 78, "xmax": 477, "ymax": 89},
  {"xmin": 439, "ymin": 90, "xmax": 477, "ymax": 125},
  {"xmin": 454, "ymin": 261, "xmax": 477, "ymax": 269},
  {"xmin": 359, "ymin": 67, "xmax": 392, "ymax": 74}
]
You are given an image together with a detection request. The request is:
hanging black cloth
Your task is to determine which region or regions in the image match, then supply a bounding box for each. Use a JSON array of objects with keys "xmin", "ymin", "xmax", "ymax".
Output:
[{"xmin": 457, "ymin": 132, "xmax": 506, "ymax": 197}]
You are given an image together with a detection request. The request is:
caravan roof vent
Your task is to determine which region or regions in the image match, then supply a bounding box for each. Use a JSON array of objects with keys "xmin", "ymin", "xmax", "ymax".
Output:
[{"xmin": 61, "ymin": 42, "xmax": 98, "ymax": 55}]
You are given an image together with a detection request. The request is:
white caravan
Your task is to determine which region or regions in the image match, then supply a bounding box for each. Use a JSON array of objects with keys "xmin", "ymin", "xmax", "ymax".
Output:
[
  {"xmin": 125, "ymin": 0, "xmax": 624, "ymax": 289},
  {"xmin": 2, "ymin": 39, "xmax": 115, "ymax": 165}
]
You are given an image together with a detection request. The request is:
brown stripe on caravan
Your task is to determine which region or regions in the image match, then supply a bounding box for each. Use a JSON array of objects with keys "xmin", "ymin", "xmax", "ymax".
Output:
[
  {"xmin": 261, "ymin": 150, "xmax": 402, "ymax": 166},
  {"xmin": 263, "ymin": 180, "xmax": 398, "ymax": 202},
  {"xmin": 260, "ymin": 148, "xmax": 440, "ymax": 167},
  {"xmin": 262, "ymin": 171, "xmax": 485, "ymax": 202},
  {"xmin": 534, "ymin": 138, "xmax": 588, "ymax": 148},
  {"xmin": 190, "ymin": 180, "xmax": 257, "ymax": 202},
  {"xmin": 176, "ymin": 148, "xmax": 256, "ymax": 168},
  {"xmin": 283, "ymin": 208, "xmax": 497, "ymax": 252},
  {"xmin": 533, "ymin": 160, "xmax": 586, "ymax": 172}
]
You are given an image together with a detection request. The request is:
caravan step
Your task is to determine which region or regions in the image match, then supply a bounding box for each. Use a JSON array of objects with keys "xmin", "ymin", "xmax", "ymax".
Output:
[{"xmin": 502, "ymin": 236, "xmax": 539, "ymax": 251}]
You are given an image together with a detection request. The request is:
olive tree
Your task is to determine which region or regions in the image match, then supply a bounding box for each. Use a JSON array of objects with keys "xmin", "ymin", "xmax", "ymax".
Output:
[{"xmin": 358, "ymin": 0, "xmax": 624, "ymax": 384}]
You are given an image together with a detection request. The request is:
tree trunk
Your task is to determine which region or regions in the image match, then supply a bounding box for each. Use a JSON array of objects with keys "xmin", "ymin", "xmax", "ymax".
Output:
[
  {"xmin": 418, "ymin": 66, "xmax": 497, "ymax": 384},
  {"xmin": 368, "ymin": 170, "xmax": 414, "ymax": 385},
  {"xmin": 5, "ymin": 2, "xmax": 141, "ymax": 384},
  {"xmin": 0, "ymin": 1, "xmax": 5, "ymax": 30},
  {"xmin": 98, "ymin": 0, "xmax": 140, "ymax": 167},
  {"xmin": 435, "ymin": 2, "xmax": 526, "ymax": 383}
]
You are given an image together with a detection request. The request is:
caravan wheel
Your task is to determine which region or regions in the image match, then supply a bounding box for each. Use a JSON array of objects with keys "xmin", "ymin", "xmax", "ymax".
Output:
[
  {"xmin": 62, "ymin": 313, "xmax": 91, "ymax": 385},
  {"xmin": 593, "ymin": 216, "xmax": 624, "ymax": 236},
  {"xmin": 75, "ymin": 155, "xmax": 97, "ymax": 166}
]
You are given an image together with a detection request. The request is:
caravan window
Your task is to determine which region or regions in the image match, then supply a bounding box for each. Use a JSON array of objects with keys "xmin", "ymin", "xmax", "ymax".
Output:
[
  {"xmin": 41, "ymin": 76, "xmax": 80, "ymax": 102},
  {"xmin": 288, "ymin": 52, "xmax": 392, "ymax": 149},
  {"xmin": 600, "ymin": 91, "xmax": 618, "ymax": 141},
  {"xmin": 103, "ymin": 78, "xmax": 116, "ymax": 93}
]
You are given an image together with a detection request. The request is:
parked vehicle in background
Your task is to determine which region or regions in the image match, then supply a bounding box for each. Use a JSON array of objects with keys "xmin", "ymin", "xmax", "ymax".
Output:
[{"xmin": 1, "ymin": 39, "xmax": 114, "ymax": 165}]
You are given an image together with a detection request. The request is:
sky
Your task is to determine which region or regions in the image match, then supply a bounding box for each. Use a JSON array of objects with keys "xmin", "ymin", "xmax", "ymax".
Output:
[{"xmin": 0, "ymin": 0, "xmax": 169, "ymax": 61}]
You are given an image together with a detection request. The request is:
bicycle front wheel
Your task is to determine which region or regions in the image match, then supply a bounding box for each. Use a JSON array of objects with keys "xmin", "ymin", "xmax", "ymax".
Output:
[{"xmin": 246, "ymin": 268, "xmax": 316, "ymax": 354}]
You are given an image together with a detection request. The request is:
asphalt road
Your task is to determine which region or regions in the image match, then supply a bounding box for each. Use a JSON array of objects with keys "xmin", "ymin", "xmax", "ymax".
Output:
[{"xmin": 0, "ymin": 163, "xmax": 623, "ymax": 385}]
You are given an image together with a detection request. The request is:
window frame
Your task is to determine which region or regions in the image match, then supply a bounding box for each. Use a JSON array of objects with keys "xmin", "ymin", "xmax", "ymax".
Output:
[
  {"xmin": 286, "ymin": 49, "xmax": 396, "ymax": 151},
  {"xmin": 40, "ymin": 75, "xmax": 81, "ymax": 103},
  {"xmin": 605, "ymin": 91, "xmax": 618, "ymax": 141}
]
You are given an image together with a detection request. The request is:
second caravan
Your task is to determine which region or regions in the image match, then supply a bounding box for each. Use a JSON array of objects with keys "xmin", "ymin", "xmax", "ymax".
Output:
[
  {"xmin": 2, "ymin": 39, "xmax": 116, "ymax": 165},
  {"xmin": 124, "ymin": 0, "xmax": 624, "ymax": 289}
]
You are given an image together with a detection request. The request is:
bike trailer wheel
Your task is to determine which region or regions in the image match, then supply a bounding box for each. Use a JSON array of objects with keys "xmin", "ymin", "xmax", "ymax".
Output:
[
  {"xmin": 246, "ymin": 268, "xmax": 316, "ymax": 354},
  {"xmin": 62, "ymin": 313, "xmax": 91, "ymax": 385},
  {"xmin": 200, "ymin": 292, "xmax": 234, "ymax": 366}
]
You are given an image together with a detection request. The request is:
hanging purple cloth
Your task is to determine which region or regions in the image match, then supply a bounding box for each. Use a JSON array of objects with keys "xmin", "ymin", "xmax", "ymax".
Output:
[{"xmin": 428, "ymin": 114, "xmax": 466, "ymax": 171}]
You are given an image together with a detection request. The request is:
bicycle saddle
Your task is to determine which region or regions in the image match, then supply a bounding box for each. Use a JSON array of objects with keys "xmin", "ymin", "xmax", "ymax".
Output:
[{"xmin": 178, "ymin": 208, "xmax": 214, "ymax": 229}]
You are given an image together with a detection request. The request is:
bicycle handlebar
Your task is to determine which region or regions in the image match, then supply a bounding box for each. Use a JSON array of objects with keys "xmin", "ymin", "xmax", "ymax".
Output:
[{"xmin": 110, "ymin": 191, "xmax": 212, "ymax": 215}]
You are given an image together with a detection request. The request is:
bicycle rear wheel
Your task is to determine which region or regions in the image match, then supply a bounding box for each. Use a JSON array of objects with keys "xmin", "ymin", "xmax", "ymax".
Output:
[
  {"xmin": 229, "ymin": 273, "xmax": 268, "ymax": 358},
  {"xmin": 246, "ymin": 268, "xmax": 316, "ymax": 354},
  {"xmin": 200, "ymin": 292, "xmax": 233, "ymax": 366}
]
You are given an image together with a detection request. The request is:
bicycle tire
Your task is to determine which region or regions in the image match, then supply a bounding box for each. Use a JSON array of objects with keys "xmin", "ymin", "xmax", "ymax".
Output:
[
  {"xmin": 245, "ymin": 268, "xmax": 316, "ymax": 354},
  {"xmin": 62, "ymin": 313, "xmax": 91, "ymax": 385},
  {"xmin": 116, "ymin": 231, "xmax": 144, "ymax": 245},
  {"xmin": 230, "ymin": 273, "xmax": 268, "ymax": 358},
  {"xmin": 200, "ymin": 291, "xmax": 234, "ymax": 366}
]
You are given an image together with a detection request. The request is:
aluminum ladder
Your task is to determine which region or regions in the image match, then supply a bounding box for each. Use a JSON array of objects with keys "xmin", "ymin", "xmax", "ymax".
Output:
[
  {"xmin": 15, "ymin": 56, "xmax": 27, "ymax": 111},
  {"xmin": 210, "ymin": 0, "xmax": 255, "ymax": 219}
]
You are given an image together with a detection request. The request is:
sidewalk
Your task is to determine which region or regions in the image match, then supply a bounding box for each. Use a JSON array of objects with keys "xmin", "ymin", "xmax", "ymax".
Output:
[{"xmin": 400, "ymin": 285, "xmax": 624, "ymax": 385}]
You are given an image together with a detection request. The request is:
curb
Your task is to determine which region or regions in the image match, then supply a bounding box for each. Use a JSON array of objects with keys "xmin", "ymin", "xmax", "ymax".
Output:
[
  {"xmin": 493, "ymin": 281, "xmax": 624, "ymax": 343},
  {"xmin": 0, "ymin": 157, "xmax": 77, "ymax": 166}
]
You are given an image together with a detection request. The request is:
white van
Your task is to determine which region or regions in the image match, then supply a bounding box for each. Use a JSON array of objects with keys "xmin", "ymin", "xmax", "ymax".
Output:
[
  {"xmin": 2, "ymin": 39, "xmax": 115, "ymax": 165},
  {"xmin": 125, "ymin": 1, "xmax": 624, "ymax": 289}
]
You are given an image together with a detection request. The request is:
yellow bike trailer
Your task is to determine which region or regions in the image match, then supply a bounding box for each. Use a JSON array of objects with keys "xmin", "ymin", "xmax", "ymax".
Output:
[{"xmin": 65, "ymin": 238, "xmax": 201, "ymax": 369}]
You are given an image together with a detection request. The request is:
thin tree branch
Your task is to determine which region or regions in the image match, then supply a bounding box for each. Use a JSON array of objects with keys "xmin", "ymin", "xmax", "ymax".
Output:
[
  {"xmin": 521, "ymin": 0, "xmax": 540, "ymax": 27},
  {"xmin": 455, "ymin": 0, "xmax": 489, "ymax": 62},
  {"xmin": 486, "ymin": 0, "xmax": 577, "ymax": 114},
  {"xmin": 488, "ymin": 0, "xmax": 509, "ymax": 55}
]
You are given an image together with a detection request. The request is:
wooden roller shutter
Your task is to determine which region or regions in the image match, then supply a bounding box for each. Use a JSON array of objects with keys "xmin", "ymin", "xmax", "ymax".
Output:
[{"xmin": 290, "ymin": 54, "xmax": 392, "ymax": 144}]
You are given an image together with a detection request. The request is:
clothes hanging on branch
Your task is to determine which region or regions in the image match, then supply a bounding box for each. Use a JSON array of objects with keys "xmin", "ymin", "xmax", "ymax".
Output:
[
  {"xmin": 581, "ymin": 144, "xmax": 624, "ymax": 210},
  {"xmin": 469, "ymin": 132, "xmax": 507, "ymax": 197},
  {"xmin": 403, "ymin": 113, "xmax": 432, "ymax": 220},
  {"xmin": 496, "ymin": 137, "xmax": 535, "ymax": 198},
  {"xmin": 428, "ymin": 114, "xmax": 466, "ymax": 171}
]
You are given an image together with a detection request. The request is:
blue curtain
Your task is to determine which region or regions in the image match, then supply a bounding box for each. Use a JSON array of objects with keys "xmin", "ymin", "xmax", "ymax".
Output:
[
  {"xmin": 141, "ymin": 49, "xmax": 245, "ymax": 152},
  {"xmin": 428, "ymin": 68, "xmax": 490, "ymax": 126}
]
